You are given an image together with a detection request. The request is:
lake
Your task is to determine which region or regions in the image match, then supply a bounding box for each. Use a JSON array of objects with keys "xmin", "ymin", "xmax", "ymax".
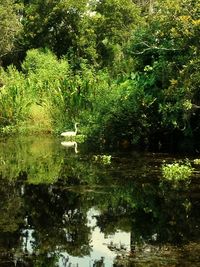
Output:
[{"xmin": 0, "ymin": 136, "xmax": 199, "ymax": 267}]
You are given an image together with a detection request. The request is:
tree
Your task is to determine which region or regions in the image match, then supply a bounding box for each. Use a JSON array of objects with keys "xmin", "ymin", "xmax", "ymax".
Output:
[
  {"xmin": 0, "ymin": 0, "xmax": 22, "ymax": 61},
  {"xmin": 94, "ymin": 0, "xmax": 141, "ymax": 67},
  {"xmin": 128, "ymin": 0, "xmax": 200, "ymax": 149},
  {"xmin": 21, "ymin": 0, "xmax": 89, "ymax": 58}
]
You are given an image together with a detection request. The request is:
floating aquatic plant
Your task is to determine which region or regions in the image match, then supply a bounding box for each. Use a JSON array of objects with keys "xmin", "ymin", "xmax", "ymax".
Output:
[
  {"xmin": 162, "ymin": 161, "xmax": 193, "ymax": 181},
  {"xmin": 193, "ymin": 158, "xmax": 200, "ymax": 165},
  {"xmin": 93, "ymin": 155, "xmax": 112, "ymax": 165}
]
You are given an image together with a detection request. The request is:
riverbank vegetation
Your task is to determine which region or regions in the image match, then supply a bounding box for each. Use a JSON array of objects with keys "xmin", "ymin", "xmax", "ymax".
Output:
[{"xmin": 0, "ymin": 0, "xmax": 199, "ymax": 152}]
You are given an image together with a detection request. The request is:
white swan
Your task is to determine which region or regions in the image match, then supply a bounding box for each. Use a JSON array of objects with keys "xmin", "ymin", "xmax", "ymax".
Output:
[{"xmin": 61, "ymin": 123, "xmax": 78, "ymax": 137}]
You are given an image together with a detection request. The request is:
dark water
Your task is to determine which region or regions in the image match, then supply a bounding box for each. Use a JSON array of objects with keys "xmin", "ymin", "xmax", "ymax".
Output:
[{"xmin": 0, "ymin": 136, "xmax": 200, "ymax": 267}]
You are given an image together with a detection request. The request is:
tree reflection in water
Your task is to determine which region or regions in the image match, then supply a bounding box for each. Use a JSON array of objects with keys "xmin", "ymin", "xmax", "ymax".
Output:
[{"xmin": 0, "ymin": 136, "xmax": 199, "ymax": 266}]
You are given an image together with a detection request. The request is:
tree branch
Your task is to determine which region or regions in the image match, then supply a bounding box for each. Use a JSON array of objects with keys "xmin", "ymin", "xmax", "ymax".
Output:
[{"xmin": 131, "ymin": 42, "xmax": 180, "ymax": 55}]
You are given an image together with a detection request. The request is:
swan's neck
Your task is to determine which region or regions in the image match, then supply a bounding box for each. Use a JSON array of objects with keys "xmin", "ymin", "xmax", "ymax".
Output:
[{"xmin": 75, "ymin": 124, "xmax": 78, "ymax": 134}]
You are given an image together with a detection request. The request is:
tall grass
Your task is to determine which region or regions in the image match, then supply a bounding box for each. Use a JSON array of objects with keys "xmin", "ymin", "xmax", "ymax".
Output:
[
  {"xmin": 0, "ymin": 49, "xmax": 93, "ymax": 135},
  {"xmin": 0, "ymin": 66, "xmax": 32, "ymax": 128}
]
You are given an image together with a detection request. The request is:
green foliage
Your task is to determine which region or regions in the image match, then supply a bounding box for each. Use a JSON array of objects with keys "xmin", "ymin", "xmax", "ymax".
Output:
[
  {"xmin": 1, "ymin": 49, "xmax": 69, "ymax": 133},
  {"xmin": 22, "ymin": 49, "xmax": 71, "ymax": 132},
  {"xmin": 162, "ymin": 161, "xmax": 193, "ymax": 181},
  {"xmin": 84, "ymin": 75, "xmax": 156, "ymax": 147},
  {"xmin": 0, "ymin": 66, "xmax": 32, "ymax": 127},
  {"xmin": 129, "ymin": 0, "xmax": 200, "ymax": 140},
  {"xmin": 0, "ymin": 0, "xmax": 22, "ymax": 59},
  {"xmin": 1, "ymin": 48, "xmax": 111, "ymax": 135},
  {"xmin": 94, "ymin": 0, "xmax": 142, "ymax": 69},
  {"xmin": 20, "ymin": 0, "xmax": 142, "ymax": 69},
  {"xmin": 193, "ymin": 159, "xmax": 200, "ymax": 165},
  {"xmin": 21, "ymin": 0, "xmax": 90, "ymax": 58}
]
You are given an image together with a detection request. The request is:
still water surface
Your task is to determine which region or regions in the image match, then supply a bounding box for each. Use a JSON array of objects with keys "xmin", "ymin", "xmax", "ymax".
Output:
[{"xmin": 0, "ymin": 136, "xmax": 199, "ymax": 267}]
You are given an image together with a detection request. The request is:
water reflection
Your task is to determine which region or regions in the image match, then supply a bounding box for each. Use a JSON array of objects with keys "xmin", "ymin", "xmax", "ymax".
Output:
[
  {"xmin": 61, "ymin": 141, "xmax": 78, "ymax": 153},
  {"xmin": 0, "ymin": 136, "xmax": 199, "ymax": 266}
]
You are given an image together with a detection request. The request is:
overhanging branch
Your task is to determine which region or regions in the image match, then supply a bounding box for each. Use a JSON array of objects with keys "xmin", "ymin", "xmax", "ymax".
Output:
[{"xmin": 130, "ymin": 42, "xmax": 180, "ymax": 55}]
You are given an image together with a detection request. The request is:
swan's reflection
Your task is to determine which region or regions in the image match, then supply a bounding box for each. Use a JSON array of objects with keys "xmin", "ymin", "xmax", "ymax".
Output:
[{"xmin": 61, "ymin": 141, "xmax": 78, "ymax": 153}]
